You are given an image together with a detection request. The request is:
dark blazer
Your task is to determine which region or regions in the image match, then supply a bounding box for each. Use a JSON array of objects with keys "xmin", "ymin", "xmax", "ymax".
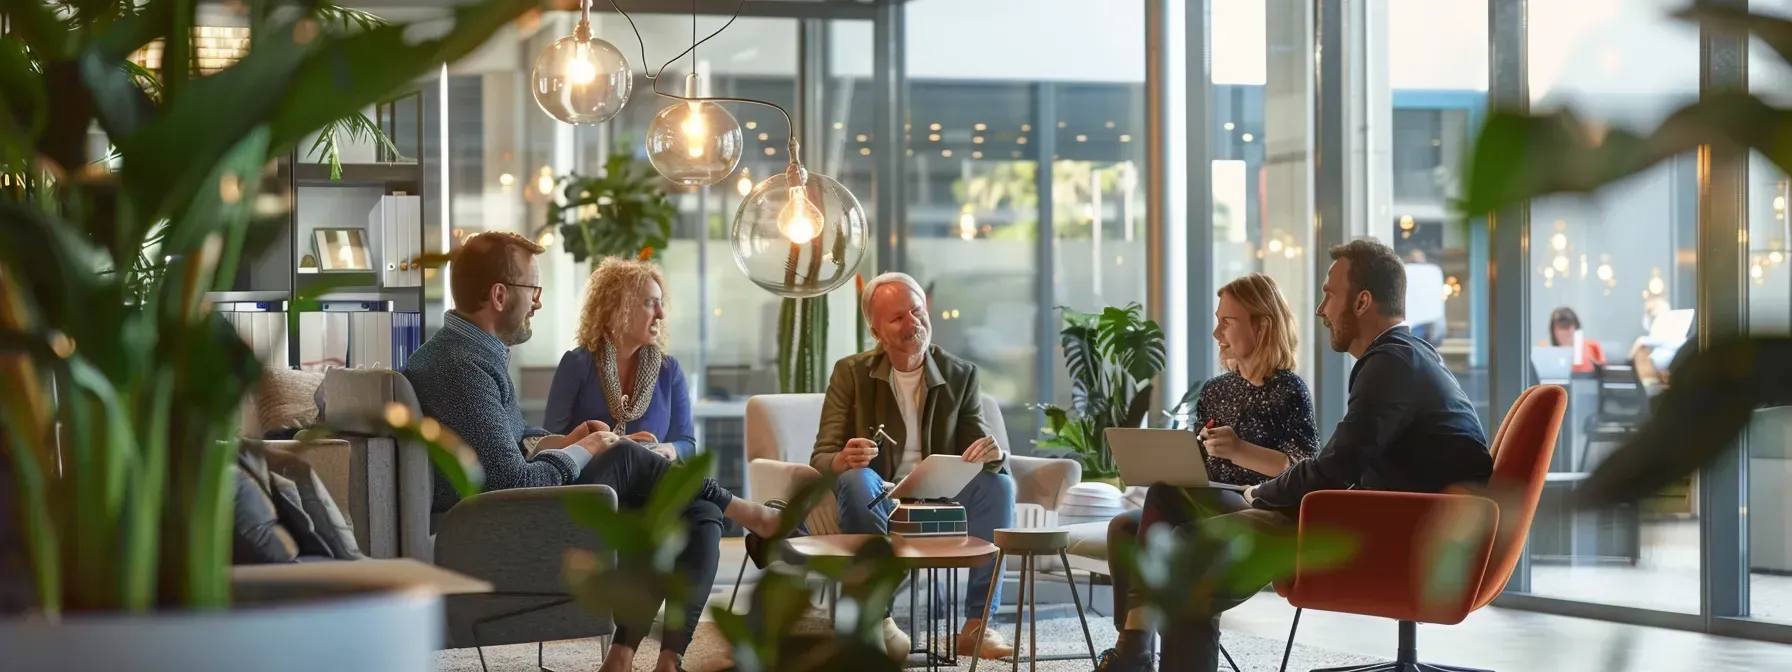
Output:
[
  {"xmin": 808, "ymin": 345, "xmax": 1005, "ymax": 479},
  {"xmin": 1251, "ymin": 326, "xmax": 1491, "ymax": 513}
]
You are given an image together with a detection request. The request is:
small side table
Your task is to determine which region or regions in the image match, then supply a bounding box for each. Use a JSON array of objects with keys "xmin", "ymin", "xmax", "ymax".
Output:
[
  {"xmin": 970, "ymin": 528, "xmax": 1098, "ymax": 671},
  {"xmin": 785, "ymin": 534, "xmax": 998, "ymax": 671}
]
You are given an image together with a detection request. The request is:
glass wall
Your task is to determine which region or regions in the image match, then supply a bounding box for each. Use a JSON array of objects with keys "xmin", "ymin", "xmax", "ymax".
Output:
[
  {"xmin": 398, "ymin": 0, "xmax": 1792, "ymax": 641},
  {"xmin": 904, "ymin": 0, "xmax": 1149, "ymax": 442},
  {"xmin": 1521, "ymin": 0, "xmax": 1700, "ymax": 615},
  {"xmin": 1749, "ymin": 0, "xmax": 1792, "ymax": 626},
  {"xmin": 1384, "ymin": 0, "xmax": 1491, "ymax": 430}
]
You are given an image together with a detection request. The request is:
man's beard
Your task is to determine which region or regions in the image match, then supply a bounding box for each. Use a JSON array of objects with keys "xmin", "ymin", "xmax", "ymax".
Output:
[
  {"xmin": 497, "ymin": 304, "xmax": 534, "ymax": 346},
  {"xmin": 1325, "ymin": 312, "xmax": 1356, "ymax": 353}
]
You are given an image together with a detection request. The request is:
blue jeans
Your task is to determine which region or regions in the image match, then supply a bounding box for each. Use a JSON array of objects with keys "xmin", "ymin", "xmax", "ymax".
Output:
[{"xmin": 834, "ymin": 466, "xmax": 1015, "ymax": 618}]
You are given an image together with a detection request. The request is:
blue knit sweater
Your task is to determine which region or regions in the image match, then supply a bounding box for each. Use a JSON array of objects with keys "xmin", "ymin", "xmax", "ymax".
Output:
[{"xmin": 404, "ymin": 311, "xmax": 593, "ymax": 512}]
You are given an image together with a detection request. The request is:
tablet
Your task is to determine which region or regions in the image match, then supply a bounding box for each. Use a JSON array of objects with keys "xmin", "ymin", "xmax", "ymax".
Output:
[{"xmin": 887, "ymin": 454, "xmax": 985, "ymax": 500}]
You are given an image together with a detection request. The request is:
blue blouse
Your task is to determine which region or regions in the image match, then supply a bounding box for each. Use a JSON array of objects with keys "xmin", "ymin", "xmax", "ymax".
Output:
[{"xmin": 545, "ymin": 348, "xmax": 697, "ymax": 460}]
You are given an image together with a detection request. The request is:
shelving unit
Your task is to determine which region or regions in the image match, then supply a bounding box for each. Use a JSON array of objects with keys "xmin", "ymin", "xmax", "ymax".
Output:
[{"xmin": 211, "ymin": 91, "xmax": 431, "ymax": 372}]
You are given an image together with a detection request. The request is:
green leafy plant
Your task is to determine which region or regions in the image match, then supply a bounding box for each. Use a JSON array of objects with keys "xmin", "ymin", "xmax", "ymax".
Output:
[
  {"xmin": 0, "ymin": 0, "xmax": 535, "ymax": 616},
  {"xmin": 544, "ymin": 152, "xmax": 675, "ymax": 263},
  {"xmin": 1032, "ymin": 303, "xmax": 1166, "ymax": 478},
  {"xmin": 1460, "ymin": 0, "xmax": 1792, "ymax": 508}
]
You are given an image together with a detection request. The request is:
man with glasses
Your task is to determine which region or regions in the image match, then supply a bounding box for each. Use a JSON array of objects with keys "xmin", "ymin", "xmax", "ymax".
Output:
[{"xmin": 405, "ymin": 232, "xmax": 786, "ymax": 671}]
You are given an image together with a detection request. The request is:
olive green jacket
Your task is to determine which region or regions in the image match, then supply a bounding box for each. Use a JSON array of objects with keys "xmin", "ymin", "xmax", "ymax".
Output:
[{"xmin": 809, "ymin": 345, "xmax": 1007, "ymax": 480}]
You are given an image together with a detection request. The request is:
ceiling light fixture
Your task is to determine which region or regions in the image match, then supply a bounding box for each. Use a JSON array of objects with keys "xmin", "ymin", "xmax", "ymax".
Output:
[{"xmin": 530, "ymin": 0, "xmax": 633, "ymax": 125}]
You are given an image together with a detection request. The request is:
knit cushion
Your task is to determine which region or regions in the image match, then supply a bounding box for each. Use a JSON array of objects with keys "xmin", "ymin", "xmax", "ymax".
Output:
[
  {"xmin": 257, "ymin": 369, "xmax": 324, "ymax": 437},
  {"xmin": 1058, "ymin": 482, "xmax": 1129, "ymax": 526}
]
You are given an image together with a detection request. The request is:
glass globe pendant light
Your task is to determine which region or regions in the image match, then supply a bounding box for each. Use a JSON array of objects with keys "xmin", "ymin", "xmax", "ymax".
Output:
[
  {"xmin": 645, "ymin": 73, "xmax": 743, "ymax": 186},
  {"xmin": 531, "ymin": 0, "xmax": 633, "ymax": 125},
  {"xmin": 730, "ymin": 138, "xmax": 869, "ymax": 299}
]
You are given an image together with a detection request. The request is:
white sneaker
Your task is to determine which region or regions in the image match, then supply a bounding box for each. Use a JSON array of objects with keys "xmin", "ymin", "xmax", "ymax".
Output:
[{"xmin": 882, "ymin": 617, "xmax": 912, "ymax": 660}]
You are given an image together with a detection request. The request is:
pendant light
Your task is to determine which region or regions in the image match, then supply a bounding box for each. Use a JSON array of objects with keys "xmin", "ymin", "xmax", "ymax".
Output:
[
  {"xmin": 530, "ymin": 0, "xmax": 633, "ymax": 126},
  {"xmin": 608, "ymin": 0, "xmax": 868, "ymax": 297},
  {"xmin": 645, "ymin": 73, "xmax": 743, "ymax": 187}
]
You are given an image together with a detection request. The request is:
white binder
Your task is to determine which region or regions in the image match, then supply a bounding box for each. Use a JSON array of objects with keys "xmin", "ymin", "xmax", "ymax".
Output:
[{"xmin": 370, "ymin": 194, "xmax": 423, "ymax": 288}]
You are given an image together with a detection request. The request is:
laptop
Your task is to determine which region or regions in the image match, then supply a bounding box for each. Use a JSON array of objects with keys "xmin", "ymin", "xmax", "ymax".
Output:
[
  {"xmin": 1531, "ymin": 346, "xmax": 1575, "ymax": 382},
  {"xmin": 1105, "ymin": 427, "xmax": 1244, "ymax": 491}
]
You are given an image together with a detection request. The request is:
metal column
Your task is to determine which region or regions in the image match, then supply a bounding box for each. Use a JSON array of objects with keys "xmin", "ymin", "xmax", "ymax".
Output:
[
  {"xmin": 1488, "ymin": 0, "xmax": 1532, "ymax": 594},
  {"xmin": 1313, "ymin": 0, "xmax": 1350, "ymax": 431},
  {"xmin": 1699, "ymin": 0, "xmax": 1750, "ymax": 622},
  {"xmin": 872, "ymin": 0, "xmax": 907, "ymax": 273},
  {"xmin": 1034, "ymin": 83, "xmax": 1058, "ymax": 411}
]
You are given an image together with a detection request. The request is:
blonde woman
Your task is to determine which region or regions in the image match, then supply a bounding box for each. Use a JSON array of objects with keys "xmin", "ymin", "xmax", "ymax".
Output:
[{"xmin": 1098, "ymin": 273, "xmax": 1317, "ymax": 667}]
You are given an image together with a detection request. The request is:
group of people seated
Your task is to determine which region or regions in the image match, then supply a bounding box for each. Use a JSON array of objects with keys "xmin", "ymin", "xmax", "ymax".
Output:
[{"xmin": 404, "ymin": 231, "xmax": 1497, "ymax": 672}]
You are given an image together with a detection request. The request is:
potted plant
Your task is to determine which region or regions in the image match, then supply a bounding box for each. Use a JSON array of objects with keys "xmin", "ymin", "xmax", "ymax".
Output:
[
  {"xmin": 0, "ymin": 0, "xmax": 529, "ymax": 667},
  {"xmin": 1459, "ymin": 0, "xmax": 1792, "ymax": 509},
  {"xmin": 542, "ymin": 151, "xmax": 677, "ymax": 264},
  {"xmin": 1032, "ymin": 303, "xmax": 1167, "ymax": 484}
]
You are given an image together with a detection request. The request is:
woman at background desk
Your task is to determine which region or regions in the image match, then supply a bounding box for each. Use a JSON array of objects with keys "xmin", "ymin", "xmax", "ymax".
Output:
[
  {"xmin": 1542, "ymin": 306, "xmax": 1606, "ymax": 374},
  {"xmin": 1101, "ymin": 274, "xmax": 1319, "ymax": 652},
  {"xmin": 546, "ymin": 257, "xmax": 695, "ymax": 461}
]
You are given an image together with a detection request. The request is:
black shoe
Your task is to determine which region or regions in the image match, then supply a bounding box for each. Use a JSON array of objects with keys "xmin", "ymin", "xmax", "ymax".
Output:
[
  {"xmin": 1095, "ymin": 648, "xmax": 1155, "ymax": 672},
  {"xmin": 743, "ymin": 499, "xmax": 809, "ymax": 569}
]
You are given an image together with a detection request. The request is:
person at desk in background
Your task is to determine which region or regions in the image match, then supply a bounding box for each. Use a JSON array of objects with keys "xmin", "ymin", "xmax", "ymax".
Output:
[
  {"xmin": 1540, "ymin": 306, "xmax": 1606, "ymax": 373},
  {"xmin": 545, "ymin": 257, "xmax": 693, "ymax": 461},
  {"xmin": 405, "ymin": 235, "xmax": 784, "ymax": 672},
  {"xmin": 1096, "ymin": 239, "xmax": 1492, "ymax": 672},
  {"xmin": 810, "ymin": 271, "xmax": 1016, "ymax": 661},
  {"xmin": 1103, "ymin": 273, "xmax": 1319, "ymax": 646}
]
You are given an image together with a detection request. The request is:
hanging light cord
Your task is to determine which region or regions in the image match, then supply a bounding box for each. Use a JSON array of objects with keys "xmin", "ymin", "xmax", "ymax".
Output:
[{"xmin": 607, "ymin": 0, "xmax": 797, "ymax": 158}]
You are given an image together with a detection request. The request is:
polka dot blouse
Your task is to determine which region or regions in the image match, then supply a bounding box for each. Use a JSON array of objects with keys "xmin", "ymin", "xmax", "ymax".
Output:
[{"xmin": 1193, "ymin": 369, "xmax": 1319, "ymax": 486}]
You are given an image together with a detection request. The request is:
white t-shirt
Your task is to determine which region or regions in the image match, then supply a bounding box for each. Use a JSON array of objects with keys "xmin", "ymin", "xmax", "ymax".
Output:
[{"xmin": 890, "ymin": 366, "xmax": 927, "ymax": 479}]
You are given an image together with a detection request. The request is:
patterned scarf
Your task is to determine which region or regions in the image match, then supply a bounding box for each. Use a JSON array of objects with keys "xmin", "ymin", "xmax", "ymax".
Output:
[{"xmin": 599, "ymin": 340, "xmax": 662, "ymax": 433}]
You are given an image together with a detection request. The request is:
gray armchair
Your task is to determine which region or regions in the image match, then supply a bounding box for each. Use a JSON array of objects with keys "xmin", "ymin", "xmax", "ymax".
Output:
[
  {"xmin": 309, "ymin": 368, "xmax": 618, "ymax": 659},
  {"xmin": 435, "ymin": 485, "xmax": 616, "ymax": 653}
]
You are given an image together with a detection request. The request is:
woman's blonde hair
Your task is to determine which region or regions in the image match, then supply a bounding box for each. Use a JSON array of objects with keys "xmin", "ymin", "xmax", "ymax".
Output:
[
  {"xmin": 1217, "ymin": 273, "xmax": 1299, "ymax": 380},
  {"xmin": 576, "ymin": 257, "xmax": 669, "ymax": 352}
]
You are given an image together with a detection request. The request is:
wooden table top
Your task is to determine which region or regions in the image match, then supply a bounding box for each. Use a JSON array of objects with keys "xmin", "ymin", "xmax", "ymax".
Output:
[{"xmin": 785, "ymin": 534, "xmax": 999, "ymax": 569}]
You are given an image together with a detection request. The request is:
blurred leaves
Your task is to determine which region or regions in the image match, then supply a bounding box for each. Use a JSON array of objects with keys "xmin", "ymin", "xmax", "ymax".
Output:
[
  {"xmin": 0, "ymin": 0, "xmax": 542, "ymax": 615},
  {"xmin": 1578, "ymin": 337, "xmax": 1792, "ymax": 508},
  {"xmin": 563, "ymin": 451, "xmax": 714, "ymax": 637},
  {"xmin": 1460, "ymin": 1, "xmax": 1792, "ymax": 509},
  {"xmin": 545, "ymin": 152, "xmax": 675, "ymax": 264}
]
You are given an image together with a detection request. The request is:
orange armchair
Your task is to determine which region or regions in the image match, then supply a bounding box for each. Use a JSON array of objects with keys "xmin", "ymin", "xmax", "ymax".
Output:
[{"xmin": 1277, "ymin": 385, "xmax": 1565, "ymax": 672}]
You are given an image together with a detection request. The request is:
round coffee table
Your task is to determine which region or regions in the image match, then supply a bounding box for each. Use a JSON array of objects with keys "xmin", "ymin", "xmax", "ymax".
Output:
[{"xmin": 785, "ymin": 534, "xmax": 998, "ymax": 670}]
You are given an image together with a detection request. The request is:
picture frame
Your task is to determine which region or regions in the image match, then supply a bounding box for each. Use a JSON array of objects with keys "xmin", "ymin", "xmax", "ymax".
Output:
[{"xmin": 313, "ymin": 228, "xmax": 372, "ymax": 272}]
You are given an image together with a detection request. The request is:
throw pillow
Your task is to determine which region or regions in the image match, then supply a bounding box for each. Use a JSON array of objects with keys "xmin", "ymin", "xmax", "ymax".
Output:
[
  {"xmin": 232, "ymin": 465, "xmax": 300, "ymax": 564},
  {"xmin": 267, "ymin": 471, "xmax": 335, "ymax": 560},
  {"xmin": 265, "ymin": 449, "xmax": 364, "ymax": 560},
  {"xmin": 257, "ymin": 369, "xmax": 324, "ymax": 436}
]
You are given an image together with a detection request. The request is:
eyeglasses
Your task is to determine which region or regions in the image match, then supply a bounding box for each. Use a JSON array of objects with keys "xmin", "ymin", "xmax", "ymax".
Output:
[{"xmin": 504, "ymin": 283, "xmax": 543, "ymax": 301}]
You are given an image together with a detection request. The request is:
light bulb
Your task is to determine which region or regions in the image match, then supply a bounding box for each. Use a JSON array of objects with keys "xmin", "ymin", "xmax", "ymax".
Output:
[
  {"xmin": 778, "ymin": 186, "xmax": 821, "ymax": 244},
  {"xmin": 1551, "ymin": 232, "xmax": 1568, "ymax": 251},
  {"xmin": 566, "ymin": 44, "xmax": 598, "ymax": 85},
  {"xmin": 730, "ymin": 164, "xmax": 868, "ymax": 299},
  {"xmin": 644, "ymin": 73, "xmax": 743, "ymax": 186},
  {"xmin": 736, "ymin": 171, "xmax": 753, "ymax": 197},
  {"xmin": 530, "ymin": 17, "xmax": 632, "ymax": 126}
]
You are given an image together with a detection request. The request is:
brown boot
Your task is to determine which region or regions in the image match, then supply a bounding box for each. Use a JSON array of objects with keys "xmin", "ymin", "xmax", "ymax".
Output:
[{"xmin": 956, "ymin": 617, "xmax": 1014, "ymax": 659}]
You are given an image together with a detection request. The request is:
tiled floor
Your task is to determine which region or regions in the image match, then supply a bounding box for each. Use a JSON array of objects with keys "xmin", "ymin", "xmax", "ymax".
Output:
[
  {"xmin": 1525, "ymin": 517, "xmax": 1792, "ymax": 623},
  {"xmin": 719, "ymin": 533, "xmax": 1792, "ymax": 671}
]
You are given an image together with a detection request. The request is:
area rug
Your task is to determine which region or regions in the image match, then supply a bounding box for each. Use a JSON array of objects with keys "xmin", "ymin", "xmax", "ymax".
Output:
[{"xmin": 433, "ymin": 601, "xmax": 1389, "ymax": 671}]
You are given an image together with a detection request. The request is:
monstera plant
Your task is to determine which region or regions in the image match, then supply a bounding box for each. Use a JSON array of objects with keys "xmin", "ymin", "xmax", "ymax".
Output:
[
  {"xmin": 1033, "ymin": 303, "xmax": 1167, "ymax": 479},
  {"xmin": 1461, "ymin": 0, "xmax": 1792, "ymax": 507}
]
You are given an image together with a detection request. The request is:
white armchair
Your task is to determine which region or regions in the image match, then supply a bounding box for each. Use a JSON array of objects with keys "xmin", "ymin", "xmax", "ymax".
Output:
[{"xmin": 741, "ymin": 393, "xmax": 1082, "ymax": 534}]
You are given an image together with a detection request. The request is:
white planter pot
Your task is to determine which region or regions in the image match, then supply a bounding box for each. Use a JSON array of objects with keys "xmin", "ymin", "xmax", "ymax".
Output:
[{"xmin": 0, "ymin": 588, "xmax": 442, "ymax": 672}]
